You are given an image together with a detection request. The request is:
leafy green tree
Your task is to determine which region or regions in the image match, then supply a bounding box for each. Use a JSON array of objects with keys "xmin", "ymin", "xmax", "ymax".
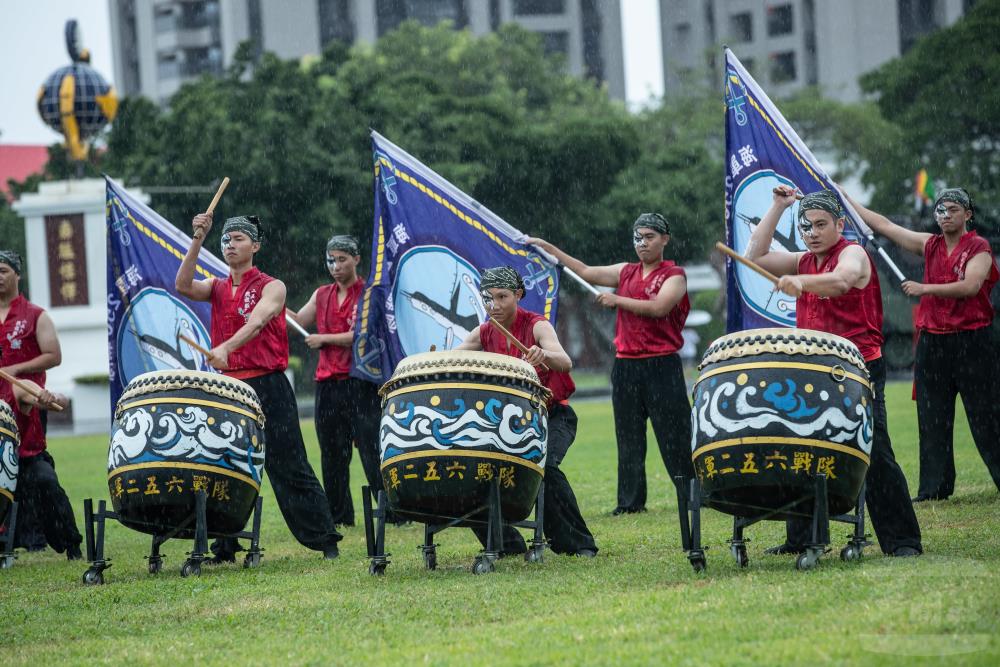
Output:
[{"xmin": 859, "ymin": 0, "xmax": 1000, "ymax": 227}]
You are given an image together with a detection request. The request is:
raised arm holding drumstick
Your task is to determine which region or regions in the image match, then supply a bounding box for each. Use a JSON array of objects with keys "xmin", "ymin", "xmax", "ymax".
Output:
[
  {"xmin": 175, "ymin": 208, "xmax": 343, "ymax": 564},
  {"xmin": 529, "ymin": 213, "xmax": 693, "ymax": 517}
]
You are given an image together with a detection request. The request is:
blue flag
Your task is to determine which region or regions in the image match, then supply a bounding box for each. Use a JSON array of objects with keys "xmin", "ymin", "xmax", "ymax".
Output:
[
  {"xmin": 724, "ymin": 48, "xmax": 871, "ymax": 332},
  {"xmin": 106, "ymin": 176, "xmax": 225, "ymax": 410},
  {"xmin": 352, "ymin": 132, "xmax": 561, "ymax": 384}
]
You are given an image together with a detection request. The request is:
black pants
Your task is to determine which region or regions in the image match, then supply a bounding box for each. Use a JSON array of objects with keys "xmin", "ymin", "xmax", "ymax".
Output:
[
  {"xmin": 473, "ymin": 405, "xmax": 597, "ymax": 555},
  {"xmin": 314, "ymin": 377, "xmax": 383, "ymax": 526},
  {"xmin": 14, "ymin": 452, "xmax": 82, "ymax": 554},
  {"xmin": 213, "ymin": 372, "xmax": 340, "ymax": 555},
  {"xmin": 915, "ymin": 328, "xmax": 1000, "ymax": 499},
  {"xmin": 611, "ymin": 354, "xmax": 693, "ymax": 511},
  {"xmin": 786, "ymin": 358, "xmax": 922, "ymax": 554},
  {"xmin": 13, "ymin": 412, "xmax": 49, "ymax": 551}
]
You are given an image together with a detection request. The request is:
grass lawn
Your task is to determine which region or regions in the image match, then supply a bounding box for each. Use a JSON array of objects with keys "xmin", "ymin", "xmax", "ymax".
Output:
[{"xmin": 3, "ymin": 382, "xmax": 999, "ymax": 665}]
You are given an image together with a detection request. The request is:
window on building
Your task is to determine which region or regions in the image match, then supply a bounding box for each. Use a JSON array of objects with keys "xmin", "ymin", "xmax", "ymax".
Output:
[
  {"xmin": 674, "ymin": 22, "xmax": 691, "ymax": 53},
  {"xmin": 730, "ymin": 12, "xmax": 753, "ymax": 42},
  {"xmin": 767, "ymin": 4, "xmax": 794, "ymax": 36},
  {"xmin": 769, "ymin": 51, "xmax": 797, "ymax": 83},
  {"xmin": 540, "ymin": 31, "xmax": 569, "ymax": 58},
  {"xmin": 157, "ymin": 52, "xmax": 180, "ymax": 79},
  {"xmin": 319, "ymin": 0, "xmax": 354, "ymax": 45},
  {"xmin": 898, "ymin": 0, "xmax": 941, "ymax": 53},
  {"xmin": 742, "ymin": 58, "xmax": 755, "ymax": 77},
  {"xmin": 377, "ymin": 0, "xmax": 467, "ymax": 35},
  {"xmin": 580, "ymin": 0, "xmax": 604, "ymax": 82},
  {"xmin": 154, "ymin": 6, "xmax": 176, "ymax": 34},
  {"xmin": 514, "ymin": 0, "xmax": 566, "ymax": 15},
  {"xmin": 247, "ymin": 0, "xmax": 263, "ymax": 61}
]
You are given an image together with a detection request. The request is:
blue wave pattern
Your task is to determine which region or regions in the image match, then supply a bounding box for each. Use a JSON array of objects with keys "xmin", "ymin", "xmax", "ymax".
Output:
[
  {"xmin": 381, "ymin": 397, "xmax": 547, "ymax": 466},
  {"xmin": 694, "ymin": 376, "xmax": 873, "ymax": 454}
]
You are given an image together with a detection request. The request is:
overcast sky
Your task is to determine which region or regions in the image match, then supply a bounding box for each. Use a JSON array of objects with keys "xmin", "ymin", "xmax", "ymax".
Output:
[{"xmin": 0, "ymin": 0, "xmax": 663, "ymax": 144}]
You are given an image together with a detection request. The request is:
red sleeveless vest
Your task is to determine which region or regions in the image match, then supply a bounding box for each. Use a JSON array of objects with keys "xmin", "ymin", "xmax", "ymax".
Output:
[
  {"xmin": 1, "ymin": 295, "xmax": 46, "ymax": 457},
  {"xmin": 614, "ymin": 261, "xmax": 690, "ymax": 358},
  {"xmin": 314, "ymin": 280, "xmax": 364, "ymax": 381},
  {"xmin": 796, "ymin": 238, "xmax": 884, "ymax": 362},
  {"xmin": 479, "ymin": 307, "xmax": 575, "ymax": 407},
  {"xmin": 210, "ymin": 268, "xmax": 288, "ymax": 376}
]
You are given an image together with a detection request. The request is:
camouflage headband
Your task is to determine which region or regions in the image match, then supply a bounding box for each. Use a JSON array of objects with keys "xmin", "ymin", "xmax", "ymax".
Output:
[
  {"xmin": 934, "ymin": 188, "xmax": 973, "ymax": 215},
  {"xmin": 798, "ymin": 190, "xmax": 843, "ymax": 221},
  {"xmin": 222, "ymin": 215, "xmax": 261, "ymax": 243},
  {"xmin": 633, "ymin": 213, "xmax": 670, "ymax": 235},
  {"xmin": 480, "ymin": 266, "xmax": 524, "ymax": 293},
  {"xmin": 326, "ymin": 235, "xmax": 359, "ymax": 256},
  {"xmin": 0, "ymin": 250, "xmax": 21, "ymax": 275}
]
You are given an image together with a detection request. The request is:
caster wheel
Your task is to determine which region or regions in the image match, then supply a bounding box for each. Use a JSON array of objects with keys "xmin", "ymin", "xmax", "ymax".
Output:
[
  {"xmin": 423, "ymin": 551, "xmax": 437, "ymax": 571},
  {"xmin": 689, "ymin": 552, "xmax": 707, "ymax": 572},
  {"xmin": 733, "ymin": 546, "xmax": 749, "ymax": 569},
  {"xmin": 472, "ymin": 557, "xmax": 495, "ymax": 575},
  {"xmin": 524, "ymin": 548, "xmax": 543, "ymax": 564},
  {"xmin": 243, "ymin": 552, "xmax": 262, "ymax": 569},
  {"xmin": 180, "ymin": 560, "xmax": 201, "ymax": 577},
  {"xmin": 840, "ymin": 545, "xmax": 861, "ymax": 562},
  {"xmin": 148, "ymin": 559, "xmax": 162, "ymax": 575},
  {"xmin": 795, "ymin": 554, "xmax": 816, "ymax": 571},
  {"xmin": 82, "ymin": 569, "xmax": 104, "ymax": 586},
  {"xmin": 369, "ymin": 561, "xmax": 388, "ymax": 576}
]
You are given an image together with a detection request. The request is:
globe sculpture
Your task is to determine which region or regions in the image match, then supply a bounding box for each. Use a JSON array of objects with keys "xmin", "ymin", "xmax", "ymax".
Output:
[{"xmin": 36, "ymin": 20, "xmax": 118, "ymax": 161}]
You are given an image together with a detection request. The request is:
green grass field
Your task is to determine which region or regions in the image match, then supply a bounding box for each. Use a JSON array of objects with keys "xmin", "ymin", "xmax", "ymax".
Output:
[{"xmin": 4, "ymin": 382, "xmax": 999, "ymax": 665}]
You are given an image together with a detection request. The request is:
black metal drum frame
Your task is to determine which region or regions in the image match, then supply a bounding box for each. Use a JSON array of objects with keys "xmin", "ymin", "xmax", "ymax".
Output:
[
  {"xmin": 0, "ymin": 501, "xmax": 18, "ymax": 569},
  {"xmin": 80, "ymin": 491, "xmax": 264, "ymax": 585},
  {"xmin": 676, "ymin": 474, "xmax": 871, "ymax": 572},
  {"xmin": 362, "ymin": 478, "xmax": 546, "ymax": 576}
]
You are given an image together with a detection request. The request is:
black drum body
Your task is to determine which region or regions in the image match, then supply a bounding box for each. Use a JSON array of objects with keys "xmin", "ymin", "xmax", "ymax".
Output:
[
  {"xmin": 108, "ymin": 371, "xmax": 266, "ymax": 537},
  {"xmin": 379, "ymin": 351, "xmax": 550, "ymax": 524},
  {"xmin": 0, "ymin": 401, "xmax": 18, "ymax": 526},
  {"xmin": 691, "ymin": 329, "xmax": 872, "ymax": 519}
]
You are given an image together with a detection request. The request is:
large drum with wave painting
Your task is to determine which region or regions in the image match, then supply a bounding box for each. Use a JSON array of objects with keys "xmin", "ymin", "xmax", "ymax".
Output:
[
  {"xmin": 691, "ymin": 328, "xmax": 872, "ymax": 519},
  {"xmin": 379, "ymin": 351, "xmax": 550, "ymax": 523},
  {"xmin": 108, "ymin": 370, "xmax": 265, "ymax": 537},
  {"xmin": 0, "ymin": 401, "xmax": 19, "ymax": 526}
]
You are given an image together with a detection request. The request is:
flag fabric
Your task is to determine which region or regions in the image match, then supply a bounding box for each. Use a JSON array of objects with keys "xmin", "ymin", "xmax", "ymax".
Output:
[
  {"xmin": 724, "ymin": 48, "xmax": 872, "ymax": 332},
  {"xmin": 914, "ymin": 168, "xmax": 935, "ymax": 210},
  {"xmin": 351, "ymin": 131, "xmax": 561, "ymax": 385},
  {"xmin": 106, "ymin": 176, "xmax": 225, "ymax": 411}
]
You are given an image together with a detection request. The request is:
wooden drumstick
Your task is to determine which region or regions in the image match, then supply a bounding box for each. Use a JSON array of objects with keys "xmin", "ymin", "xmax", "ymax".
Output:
[
  {"xmin": 179, "ymin": 334, "xmax": 214, "ymax": 359},
  {"xmin": 194, "ymin": 176, "xmax": 230, "ymax": 240},
  {"xmin": 715, "ymin": 242, "xmax": 779, "ymax": 285},
  {"xmin": 0, "ymin": 369, "xmax": 64, "ymax": 412},
  {"xmin": 489, "ymin": 319, "xmax": 549, "ymax": 372},
  {"xmin": 772, "ymin": 186, "xmax": 804, "ymax": 200}
]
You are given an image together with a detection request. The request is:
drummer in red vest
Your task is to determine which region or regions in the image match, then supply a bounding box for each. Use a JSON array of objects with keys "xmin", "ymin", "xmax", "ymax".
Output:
[
  {"xmin": 0, "ymin": 250, "xmax": 81, "ymax": 559},
  {"xmin": 289, "ymin": 234, "xmax": 385, "ymax": 527},
  {"xmin": 746, "ymin": 187, "xmax": 923, "ymax": 557},
  {"xmin": 844, "ymin": 187, "xmax": 1000, "ymax": 502},
  {"xmin": 176, "ymin": 215, "xmax": 342, "ymax": 561},
  {"xmin": 456, "ymin": 266, "xmax": 597, "ymax": 557},
  {"xmin": 529, "ymin": 213, "xmax": 694, "ymax": 515}
]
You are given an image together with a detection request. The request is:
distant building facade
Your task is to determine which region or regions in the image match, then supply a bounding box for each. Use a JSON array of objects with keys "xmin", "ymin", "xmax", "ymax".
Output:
[
  {"xmin": 109, "ymin": 0, "xmax": 625, "ymax": 104},
  {"xmin": 658, "ymin": 0, "xmax": 972, "ymax": 101}
]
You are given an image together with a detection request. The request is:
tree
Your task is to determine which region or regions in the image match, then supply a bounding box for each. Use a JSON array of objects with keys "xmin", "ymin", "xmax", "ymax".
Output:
[
  {"xmin": 859, "ymin": 0, "xmax": 1000, "ymax": 227},
  {"xmin": 98, "ymin": 22, "xmax": 639, "ymax": 309}
]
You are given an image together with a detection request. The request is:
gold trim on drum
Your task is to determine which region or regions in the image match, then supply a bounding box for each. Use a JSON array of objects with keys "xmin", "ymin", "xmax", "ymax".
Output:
[
  {"xmin": 0, "ymin": 488, "xmax": 13, "ymax": 503},
  {"xmin": 700, "ymin": 328, "xmax": 868, "ymax": 372},
  {"xmin": 116, "ymin": 370, "xmax": 264, "ymax": 423},
  {"xmin": 382, "ymin": 382, "xmax": 542, "ymax": 404},
  {"xmin": 696, "ymin": 361, "xmax": 870, "ymax": 391},
  {"xmin": 108, "ymin": 461, "xmax": 261, "ymax": 490},
  {"xmin": 117, "ymin": 397, "xmax": 265, "ymax": 426},
  {"xmin": 380, "ymin": 449, "xmax": 545, "ymax": 476},
  {"xmin": 0, "ymin": 426, "xmax": 19, "ymax": 442},
  {"xmin": 380, "ymin": 350, "xmax": 551, "ymax": 402},
  {"xmin": 692, "ymin": 437, "xmax": 870, "ymax": 465}
]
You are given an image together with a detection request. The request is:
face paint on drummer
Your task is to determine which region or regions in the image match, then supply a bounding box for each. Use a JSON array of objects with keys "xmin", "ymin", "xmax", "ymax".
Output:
[
  {"xmin": 633, "ymin": 231, "xmax": 648, "ymax": 249},
  {"xmin": 480, "ymin": 289, "xmax": 495, "ymax": 311},
  {"xmin": 220, "ymin": 233, "xmax": 234, "ymax": 255}
]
